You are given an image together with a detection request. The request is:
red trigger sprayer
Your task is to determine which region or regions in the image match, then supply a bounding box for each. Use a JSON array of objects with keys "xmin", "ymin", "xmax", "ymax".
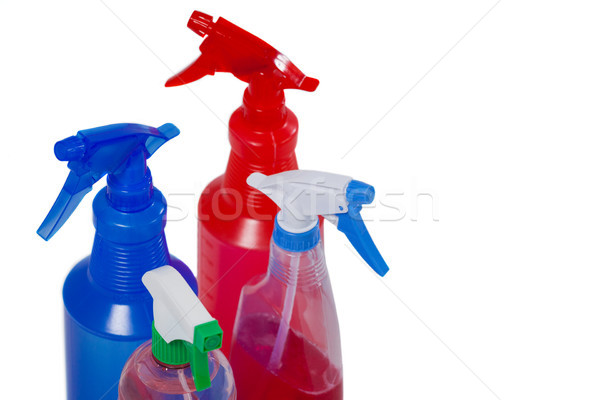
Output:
[{"xmin": 166, "ymin": 11, "xmax": 319, "ymax": 355}]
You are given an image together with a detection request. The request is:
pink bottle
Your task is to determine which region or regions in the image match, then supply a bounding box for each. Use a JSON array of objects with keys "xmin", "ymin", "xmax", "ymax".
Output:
[
  {"xmin": 119, "ymin": 341, "xmax": 235, "ymax": 399},
  {"xmin": 230, "ymin": 171, "xmax": 390, "ymax": 399},
  {"xmin": 119, "ymin": 266, "xmax": 236, "ymax": 400},
  {"xmin": 231, "ymin": 240, "xmax": 343, "ymax": 399}
]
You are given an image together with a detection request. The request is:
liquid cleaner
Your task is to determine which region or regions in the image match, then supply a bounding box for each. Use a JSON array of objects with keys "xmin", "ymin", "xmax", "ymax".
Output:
[
  {"xmin": 37, "ymin": 123, "xmax": 197, "ymax": 400},
  {"xmin": 119, "ymin": 265, "xmax": 236, "ymax": 399},
  {"xmin": 229, "ymin": 170, "xmax": 389, "ymax": 399},
  {"xmin": 166, "ymin": 11, "xmax": 319, "ymax": 354}
]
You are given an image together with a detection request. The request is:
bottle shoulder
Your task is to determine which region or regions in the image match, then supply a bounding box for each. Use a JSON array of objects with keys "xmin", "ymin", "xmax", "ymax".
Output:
[
  {"xmin": 199, "ymin": 176, "xmax": 275, "ymax": 250},
  {"xmin": 119, "ymin": 341, "xmax": 236, "ymax": 400},
  {"xmin": 228, "ymin": 106, "xmax": 299, "ymax": 149},
  {"xmin": 63, "ymin": 255, "xmax": 196, "ymax": 339}
]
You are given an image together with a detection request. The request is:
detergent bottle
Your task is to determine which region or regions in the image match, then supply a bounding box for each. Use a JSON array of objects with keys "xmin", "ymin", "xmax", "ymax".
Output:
[
  {"xmin": 166, "ymin": 11, "xmax": 319, "ymax": 354},
  {"xmin": 37, "ymin": 123, "xmax": 197, "ymax": 400},
  {"xmin": 229, "ymin": 170, "xmax": 389, "ymax": 399},
  {"xmin": 119, "ymin": 265, "xmax": 236, "ymax": 399}
]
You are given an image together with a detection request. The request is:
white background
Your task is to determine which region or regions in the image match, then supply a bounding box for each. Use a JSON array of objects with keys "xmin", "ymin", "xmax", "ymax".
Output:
[{"xmin": 1, "ymin": 1, "xmax": 600, "ymax": 399}]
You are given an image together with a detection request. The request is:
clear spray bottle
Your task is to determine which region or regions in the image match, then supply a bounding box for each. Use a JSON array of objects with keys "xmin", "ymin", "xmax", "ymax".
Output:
[
  {"xmin": 119, "ymin": 265, "xmax": 236, "ymax": 399},
  {"xmin": 229, "ymin": 170, "xmax": 389, "ymax": 400}
]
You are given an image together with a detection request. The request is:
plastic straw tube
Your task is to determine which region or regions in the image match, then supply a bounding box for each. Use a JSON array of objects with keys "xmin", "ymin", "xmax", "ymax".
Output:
[
  {"xmin": 268, "ymin": 255, "xmax": 299, "ymax": 370},
  {"xmin": 178, "ymin": 368, "xmax": 193, "ymax": 399}
]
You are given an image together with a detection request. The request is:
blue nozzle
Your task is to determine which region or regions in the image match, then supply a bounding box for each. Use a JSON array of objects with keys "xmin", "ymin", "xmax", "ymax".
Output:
[
  {"xmin": 346, "ymin": 180, "xmax": 375, "ymax": 204},
  {"xmin": 337, "ymin": 180, "xmax": 389, "ymax": 277},
  {"xmin": 55, "ymin": 136, "xmax": 86, "ymax": 161},
  {"xmin": 37, "ymin": 123, "xmax": 180, "ymax": 241}
]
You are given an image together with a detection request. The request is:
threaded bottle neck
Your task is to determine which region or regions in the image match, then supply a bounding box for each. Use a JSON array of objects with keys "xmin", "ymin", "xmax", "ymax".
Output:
[
  {"xmin": 89, "ymin": 232, "xmax": 170, "ymax": 293},
  {"xmin": 268, "ymin": 239, "xmax": 328, "ymax": 287},
  {"xmin": 106, "ymin": 148, "xmax": 154, "ymax": 212},
  {"xmin": 242, "ymin": 85, "xmax": 287, "ymax": 126}
]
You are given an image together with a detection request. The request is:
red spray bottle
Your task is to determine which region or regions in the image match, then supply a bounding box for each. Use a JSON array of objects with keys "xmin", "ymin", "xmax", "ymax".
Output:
[{"xmin": 166, "ymin": 11, "xmax": 319, "ymax": 355}]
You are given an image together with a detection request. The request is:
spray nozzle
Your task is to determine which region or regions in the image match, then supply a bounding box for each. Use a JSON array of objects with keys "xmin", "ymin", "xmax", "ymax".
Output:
[
  {"xmin": 187, "ymin": 11, "xmax": 214, "ymax": 37},
  {"xmin": 165, "ymin": 11, "xmax": 319, "ymax": 98},
  {"xmin": 143, "ymin": 266, "xmax": 223, "ymax": 391},
  {"xmin": 37, "ymin": 123, "xmax": 179, "ymax": 241},
  {"xmin": 247, "ymin": 170, "xmax": 389, "ymax": 277}
]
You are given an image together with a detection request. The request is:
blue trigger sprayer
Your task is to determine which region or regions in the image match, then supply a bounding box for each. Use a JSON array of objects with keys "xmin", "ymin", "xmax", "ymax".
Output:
[{"xmin": 37, "ymin": 123, "xmax": 198, "ymax": 400}]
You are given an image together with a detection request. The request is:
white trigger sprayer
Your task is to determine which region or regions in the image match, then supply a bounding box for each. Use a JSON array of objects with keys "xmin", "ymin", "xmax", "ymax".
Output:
[{"xmin": 246, "ymin": 170, "xmax": 389, "ymax": 368}]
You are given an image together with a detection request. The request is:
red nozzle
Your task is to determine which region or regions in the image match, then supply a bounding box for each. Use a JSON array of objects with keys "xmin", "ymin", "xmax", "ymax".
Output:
[
  {"xmin": 165, "ymin": 11, "xmax": 319, "ymax": 94},
  {"xmin": 187, "ymin": 11, "xmax": 214, "ymax": 37}
]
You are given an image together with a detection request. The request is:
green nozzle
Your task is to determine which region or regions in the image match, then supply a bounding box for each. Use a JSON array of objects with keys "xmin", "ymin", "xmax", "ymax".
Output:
[{"xmin": 187, "ymin": 320, "xmax": 223, "ymax": 390}]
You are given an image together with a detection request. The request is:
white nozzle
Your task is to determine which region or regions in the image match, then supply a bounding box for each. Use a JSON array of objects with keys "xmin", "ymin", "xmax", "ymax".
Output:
[
  {"xmin": 142, "ymin": 266, "xmax": 214, "ymax": 344},
  {"xmin": 247, "ymin": 170, "xmax": 352, "ymax": 233}
]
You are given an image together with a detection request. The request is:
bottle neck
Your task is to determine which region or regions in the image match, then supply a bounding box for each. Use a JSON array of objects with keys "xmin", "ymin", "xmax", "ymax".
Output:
[
  {"xmin": 222, "ymin": 106, "xmax": 300, "ymax": 216},
  {"xmin": 89, "ymin": 232, "xmax": 170, "ymax": 293},
  {"xmin": 268, "ymin": 239, "xmax": 328, "ymax": 287},
  {"xmin": 242, "ymin": 76, "xmax": 287, "ymax": 126},
  {"xmin": 107, "ymin": 150, "xmax": 153, "ymax": 212}
]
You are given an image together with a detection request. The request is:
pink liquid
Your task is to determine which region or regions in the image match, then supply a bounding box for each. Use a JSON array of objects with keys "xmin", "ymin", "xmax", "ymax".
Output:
[
  {"xmin": 230, "ymin": 314, "xmax": 343, "ymax": 400},
  {"xmin": 118, "ymin": 341, "xmax": 237, "ymax": 400}
]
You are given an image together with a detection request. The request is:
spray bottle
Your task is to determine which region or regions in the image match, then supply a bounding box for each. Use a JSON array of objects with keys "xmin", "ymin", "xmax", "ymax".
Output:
[
  {"xmin": 229, "ymin": 170, "xmax": 389, "ymax": 399},
  {"xmin": 37, "ymin": 123, "xmax": 198, "ymax": 400},
  {"xmin": 166, "ymin": 11, "xmax": 319, "ymax": 354},
  {"xmin": 119, "ymin": 265, "xmax": 236, "ymax": 399}
]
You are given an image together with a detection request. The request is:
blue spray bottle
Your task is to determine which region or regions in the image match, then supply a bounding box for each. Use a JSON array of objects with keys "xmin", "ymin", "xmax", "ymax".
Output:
[{"xmin": 37, "ymin": 123, "xmax": 198, "ymax": 400}]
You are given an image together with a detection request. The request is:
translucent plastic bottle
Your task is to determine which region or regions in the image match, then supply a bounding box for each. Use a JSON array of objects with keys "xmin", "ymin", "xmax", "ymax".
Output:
[
  {"xmin": 119, "ymin": 266, "xmax": 236, "ymax": 400},
  {"xmin": 119, "ymin": 340, "xmax": 236, "ymax": 399},
  {"xmin": 229, "ymin": 170, "xmax": 390, "ymax": 399},
  {"xmin": 230, "ymin": 240, "xmax": 342, "ymax": 400}
]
